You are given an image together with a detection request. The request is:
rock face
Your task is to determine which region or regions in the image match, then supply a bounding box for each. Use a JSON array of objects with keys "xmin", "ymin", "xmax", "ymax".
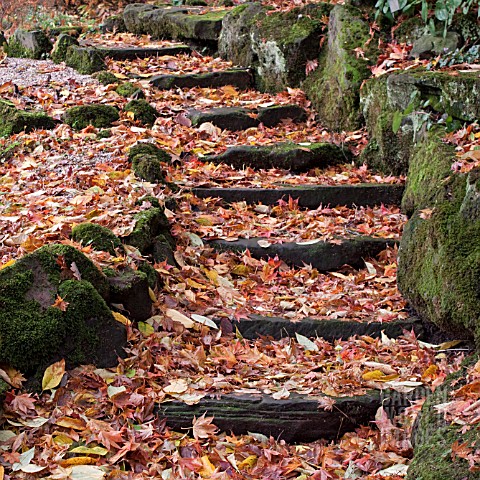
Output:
[
  {"xmin": 0, "ymin": 245, "xmax": 126, "ymax": 375},
  {"xmin": 51, "ymin": 34, "xmax": 79, "ymax": 63},
  {"xmin": 219, "ymin": 3, "xmax": 332, "ymax": 92},
  {"xmin": 360, "ymin": 71, "xmax": 480, "ymax": 175},
  {"xmin": 303, "ymin": 5, "xmax": 375, "ymax": 131},
  {"xmin": 6, "ymin": 29, "xmax": 52, "ymax": 59},
  {"xmin": 407, "ymin": 356, "xmax": 480, "ymax": 480},
  {"xmin": 0, "ymin": 100, "xmax": 55, "ymax": 137}
]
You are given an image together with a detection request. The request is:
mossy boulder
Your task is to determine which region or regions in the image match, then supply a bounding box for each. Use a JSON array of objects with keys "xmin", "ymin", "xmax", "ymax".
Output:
[
  {"xmin": 0, "ymin": 100, "xmax": 56, "ymax": 138},
  {"xmin": 6, "ymin": 29, "xmax": 52, "ymax": 59},
  {"xmin": 51, "ymin": 33, "xmax": 79, "ymax": 63},
  {"xmin": 123, "ymin": 4, "xmax": 160, "ymax": 35},
  {"xmin": 127, "ymin": 142, "xmax": 172, "ymax": 163},
  {"xmin": 138, "ymin": 261, "xmax": 159, "ymax": 289},
  {"xmin": 100, "ymin": 15, "xmax": 127, "ymax": 34},
  {"xmin": 360, "ymin": 71, "xmax": 480, "ymax": 175},
  {"xmin": 65, "ymin": 45, "xmax": 106, "ymax": 75},
  {"xmin": 398, "ymin": 170, "xmax": 480, "ymax": 342},
  {"xmin": 303, "ymin": 5, "xmax": 376, "ymax": 131},
  {"xmin": 123, "ymin": 207, "xmax": 174, "ymax": 255},
  {"xmin": 124, "ymin": 99, "xmax": 159, "ymax": 126},
  {"xmin": 219, "ymin": 3, "xmax": 332, "ymax": 92},
  {"xmin": 0, "ymin": 244, "xmax": 125, "ymax": 375},
  {"xmin": 63, "ymin": 104, "xmax": 119, "ymax": 130},
  {"xmin": 71, "ymin": 223, "xmax": 123, "ymax": 256},
  {"xmin": 408, "ymin": 355, "xmax": 480, "ymax": 480},
  {"xmin": 116, "ymin": 82, "xmax": 139, "ymax": 97},
  {"xmin": 92, "ymin": 71, "xmax": 119, "ymax": 85},
  {"xmin": 132, "ymin": 154, "xmax": 165, "ymax": 183}
]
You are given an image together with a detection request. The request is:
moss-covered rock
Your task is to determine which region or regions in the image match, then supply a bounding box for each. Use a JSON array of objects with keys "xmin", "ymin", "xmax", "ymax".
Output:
[
  {"xmin": 127, "ymin": 143, "xmax": 172, "ymax": 163},
  {"xmin": 65, "ymin": 45, "xmax": 106, "ymax": 74},
  {"xmin": 97, "ymin": 129, "xmax": 112, "ymax": 139},
  {"xmin": 138, "ymin": 261, "xmax": 159, "ymax": 289},
  {"xmin": 6, "ymin": 29, "xmax": 52, "ymax": 59},
  {"xmin": 123, "ymin": 207, "xmax": 174, "ymax": 255},
  {"xmin": 132, "ymin": 154, "xmax": 165, "ymax": 183},
  {"xmin": 303, "ymin": 5, "xmax": 376, "ymax": 131},
  {"xmin": 123, "ymin": 4, "xmax": 160, "ymax": 35},
  {"xmin": 116, "ymin": 82, "xmax": 139, "ymax": 97},
  {"xmin": 63, "ymin": 104, "xmax": 119, "ymax": 130},
  {"xmin": 100, "ymin": 15, "xmax": 127, "ymax": 34},
  {"xmin": 124, "ymin": 99, "xmax": 159, "ymax": 126},
  {"xmin": 92, "ymin": 70, "xmax": 119, "ymax": 85},
  {"xmin": 51, "ymin": 33, "xmax": 78, "ymax": 64},
  {"xmin": 0, "ymin": 100, "xmax": 56, "ymax": 137},
  {"xmin": 71, "ymin": 223, "xmax": 123, "ymax": 256},
  {"xmin": 0, "ymin": 244, "xmax": 124, "ymax": 374},
  {"xmin": 408, "ymin": 355, "xmax": 480, "ymax": 480},
  {"xmin": 47, "ymin": 26, "xmax": 84, "ymax": 37},
  {"xmin": 398, "ymin": 171, "xmax": 480, "ymax": 341}
]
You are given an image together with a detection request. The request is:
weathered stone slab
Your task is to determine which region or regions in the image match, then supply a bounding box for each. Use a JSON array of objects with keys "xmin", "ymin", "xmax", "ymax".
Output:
[
  {"xmin": 157, "ymin": 389, "xmax": 423, "ymax": 443},
  {"xmin": 209, "ymin": 237, "xmax": 397, "ymax": 271},
  {"xmin": 203, "ymin": 143, "xmax": 349, "ymax": 172},
  {"xmin": 219, "ymin": 315, "xmax": 424, "ymax": 341},
  {"xmin": 188, "ymin": 104, "xmax": 306, "ymax": 131},
  {"xmin": 65, "ymin": 45, "xmax": 106, "ymax": 74},
  {"xmin": 97, "ymin": 45, "xmax": 191, "ymax": 60},
  {"xmin": 150, "ymin": 69, "xmax": 253, "ymax": 90},
  {"xmin": 193, "ymin": 184, "xmax": 405, "ymax": 208}
]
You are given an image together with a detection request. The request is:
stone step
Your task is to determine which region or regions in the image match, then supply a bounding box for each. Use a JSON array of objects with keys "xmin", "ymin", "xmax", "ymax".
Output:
[
  {"xmin": 187, "ymin": 104, "xmax": 306, "ymax": 131},
  {"xmin": 150, "ymin": 68, "xmax": 253, "ymax": 90},
  {"xmin": 156, "ymin": 389, "xmax": 425, "ymax": 443},
  {"xmin": 193, "ymin": 183, "xmax": 405, "ymax": 208},
  {"xmin": 203, "ymin": 143, "xmax": 350, "ymax": 172},
  {"xmin": 97, "ymin": 45, "xmax": 191, "ymax": 60},
  {"xmin": 208, "ymin": 237, "xmax": 397, "ymax": 271},
  {"xmin": 123, "ymin": 4, "xmax": 226, "ymax": 44},
  {"xmin": 217, "ymin": 315, "xmax": 423, "ymax": 341}
]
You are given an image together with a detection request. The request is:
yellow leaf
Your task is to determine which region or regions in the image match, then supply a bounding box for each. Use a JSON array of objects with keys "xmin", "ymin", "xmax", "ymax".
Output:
[
  {"xmin": 438, "ymin": 340, "xmax": 463, "ymax": 350},
  {"xmin": 362, "ymin": 370, "xmax": 399, "ymax": 382},
  {"xmin": 55, "ymin": 417, "xmax": 86, "ymax": 430},
  {"xmin": 138, "ymin": 322, "xmax": 154, "ymax": 336},
  {"xmin": 59, "ymin": 456, "xmax": 98, "ymax": 467},
  {"xmin": 186, "ymin": 278, "xmax": 206, "ymax": 289},
  {"xmin": 205, "ymin": 269, "xmax": 219, "ymax": 286},
  {"xmin": 148, "ymin": 287, "xmax": 157, "ymax": 302},
  {"xmin": 0, "ymin": 465, "xmax": 4, "ymax": 480},
  {"xmin": 54, "ymin": 434, "xmax": 74, "ymax": 446},
  {"xmin": 422, "ymin": 365, "xmax": 438, "ymax": 379},
  {"xmin": 231, "ymin": 264, "xmax": 250, "ymax": 276},
  {"xmin": 113, "ymin": 73, "xmax": 128, "ymax": 79},
  {"xmin": 42, "ymin": 359, "xmax": 65, "ymax": 391},
  {"xmin": 112, "ymin": 311, "xmax": 131, "ymax": 326},
  {"xmin": 0, "ymin": 259, "xmax": 15, "ymax": 270},
  {"xmin": 238, "ymin": 455, "xmax": 257, "ymax": 469},
  {"xmin": 199, "ymin": 455, "xmax": 216, "ymax": 477},
  {"xmin": 70, "ymin": 446, "xmax": 108, "ymax": 456}
]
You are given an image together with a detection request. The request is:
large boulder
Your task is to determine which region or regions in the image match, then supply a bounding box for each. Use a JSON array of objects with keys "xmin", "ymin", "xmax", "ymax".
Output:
[
  {"xmin": 0, "ymin": 245, "xmax": 126, "ymax": 375},
  {"xmin": 219, "ymin": 3, "xmax": 332, "ymax": 92},
  {"xmin": 0, "ymin": 100, "xmax": 55, "ymax": 137},
  {"xmin": 6, "ymin": 29, "xmax": 52, "ymax": 59},
  {"xmin": 398, "ymin": 166, "xmax": 480, "ymax": 342},
  {"xmin": 360, "ymin": 71, "xmax": 480, "ymax": 175},
  {"xmin": 303, "ymin": 5, "xmax": 376, "ymax": 132}
]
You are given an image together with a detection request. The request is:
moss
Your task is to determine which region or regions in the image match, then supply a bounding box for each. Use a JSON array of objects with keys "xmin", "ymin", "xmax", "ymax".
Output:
[
  {"xmin": 165, "ymin": 9, "xmax": 226, "ymax": 42},
  {"xmin": 48, "ymin": 26, "xmax": 84, "ymax": 37},
  {"xmin": 92, "ymin": 70, "xmax": 119, "ymax": 85},
  {"xmin": 116, "ymin": 82, "xmax": 138, "ymax": 97},
  {"xmin": 136, "ymin": 195, "xmax": 161, "ymax": 208},
  {"xmin": 123, "ymin": 207, "xmax": 173, "ymax": 254},
  {"xmin": 6, "ymin": 29, "xmax": 52, "ymax": 59},
  {"xmin": 408, "ymin": 355, "xmax": 480, "ymax": 480},
  {"xmin": 65, "ymin": 45, "xmax": 105, "ymax": 74},
  {"xmin": 0, "ymin": 100, "xmax": 55, "ymax": 137},
  {"xmin": 97, "ymin": 129, "xmax": 112, "ymax": 139},
  {"xmin": 402, "ymin": 128, "xmax": 455, "ymax": 215},
  {"xmin": 124, "ymin": 99, "xmax": 159, "ymax": 126},
  {"xmin": 127, "ymin": 143, "xmax": 171, "ymax": 163},
  {"xmin": 138, "ymin": 262, "xmax": 158, "ymax": 289},
  {"xmin": 63, "ymin": 104, "xmax": 119, "ymax": 130},
  {"xmin": 71, "ymin": 223, "xmax": 122, "ymax": 256},
  {"xmin": 132, "ymin": 155, "xmax": 165, "ymax": 183},
  {"xmin": 398, "ymin": 175, "xmax": 480, "ymax": 341},
  {"xmin": 51, "ymin": 34, "xmax": 78, "ymax": 63}
]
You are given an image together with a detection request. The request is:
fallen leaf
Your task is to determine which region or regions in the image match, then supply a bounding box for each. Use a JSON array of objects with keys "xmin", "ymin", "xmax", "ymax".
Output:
[
  {"xmin": 192, "ymin": 413, "xmax": 218, "ymax": 440},
  {"xmin": 42, "ymin": 359, "xmax": 66, "ymax": 391}
]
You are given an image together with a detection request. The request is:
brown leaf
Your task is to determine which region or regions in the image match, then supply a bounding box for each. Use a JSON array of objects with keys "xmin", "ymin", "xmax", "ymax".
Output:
[{"xmin": 192, "ymin": 413, "xmax": 218, "ymax": 440}]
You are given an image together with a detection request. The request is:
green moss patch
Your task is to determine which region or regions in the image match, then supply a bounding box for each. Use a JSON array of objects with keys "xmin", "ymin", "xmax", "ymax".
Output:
[
  {"xmin": 63, "ymin": 104, "xmax": 119, "ymax": 130},
  {"xmin": 65, "ymin": 45, "xmax": 105, "ymax": 74},
  {"xmin": 0, "ymin": 100, "xmax": 55, "ymax": 138},
  {"xmin": 127, "ymin": 143, "xmax": 171, "ymax": 163},
  {"xmin": 71, "ymin": 223, "xmax": 122, "ymax": 256},
  {"xmin": 6, "ymin": 29, "xmax": 52, "ymax": 59},
  {"xmin": 51, "ymin": 33, "xmax": 78, "ymax": 64},
  {"xmin": 92, "ymin": 71, "xmax": 119, "ymax": 85},
  {"xmin": 132, "ymin": 154, "xmax": 165, "ymax": 183},
  {"xmin": 124, "ymin": 99, "xmax": 159, "ymax": 126},
  {"xmin": 116, "ymin": 82, "xmax": 139, "ymax": 97}
]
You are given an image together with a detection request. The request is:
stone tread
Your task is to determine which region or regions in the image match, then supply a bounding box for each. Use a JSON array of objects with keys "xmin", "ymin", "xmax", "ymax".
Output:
[
  {"xmin": 209, "ymin": 236, "xmax": 397, "ymax": 271},
  {"xmin": 156, "ymin": 389, "xmax": 426, "ymax": 443},
  {"xmin": 192, "ymin": 183, "xmax": 405, "ymax": 208},
  {"xmin": 97, "ymin": 45, "xmax": 191, "ymax": 60}
]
